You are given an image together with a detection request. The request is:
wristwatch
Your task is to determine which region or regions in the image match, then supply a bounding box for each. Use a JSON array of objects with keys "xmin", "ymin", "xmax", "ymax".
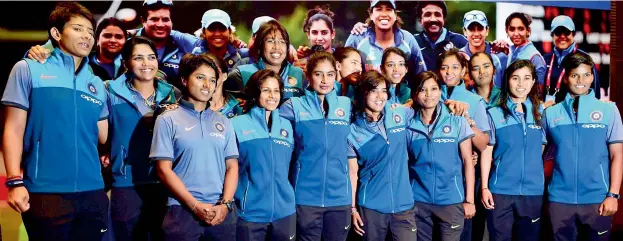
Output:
[
  {"xmin": 606, "ymin": 192, "xmax": 621, "ymax": 199},
  {"xmin": 217, "ymin": 199, "xmax": 234, "ymax": 212}
]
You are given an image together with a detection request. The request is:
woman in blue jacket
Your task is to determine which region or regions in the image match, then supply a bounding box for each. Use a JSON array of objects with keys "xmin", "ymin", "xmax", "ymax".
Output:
[
  {"xmin": 381, "ymin": 47, "xmax": 412, "ymax": 106},
  {"xmin": 480, "ymin": 60, "xmax": 546, "ymax": 241},
  {"xmin": 232, "ymin": 69, "xmax": 296, "ymax": 241},
  {"xmin": 279, "ymin": 51, "xmax": 353, "ymax": 241},
  {"xmin": 106, "ymin": 36, "xmax": 179, "ymax": 241},
  {"xmin": 469, "ymin": 52, "xmax": 501, "ymax": 107},
  {"xmin": 504, "ymin": 12, "xmax": 546, "ymax": 88},
  {"xmin": 348, "ymin": 71, "xmax": 416, "ymax": 241},
  {"xmin": 408, "ymin": 71, "xmax": 476, "ymax": 241}
]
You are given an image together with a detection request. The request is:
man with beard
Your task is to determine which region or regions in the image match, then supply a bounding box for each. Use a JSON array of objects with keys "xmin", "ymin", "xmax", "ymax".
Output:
[
  {"xmin": 345, "ymin": 0, "xmax": 426, "ymax": 75},
  {"xmin": 414, "ymin": 1, "xmax": 468, "ymax": 72},
  {"xmin": 27, "ymin": 17, "xmax": 128, "ymax": 81}
]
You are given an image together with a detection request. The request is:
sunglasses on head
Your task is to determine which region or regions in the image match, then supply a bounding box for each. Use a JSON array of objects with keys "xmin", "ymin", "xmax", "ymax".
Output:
[
  {"xmin": 143, "ymin": 0, "xmax": 173, "ymax": 7},
  {"xmin": 552, "ymin": 28, "xmax": 573, "ymax": 37},
  {"xmin": 464, "ymin": 13, "xmax": 487, "ymax": 22}
]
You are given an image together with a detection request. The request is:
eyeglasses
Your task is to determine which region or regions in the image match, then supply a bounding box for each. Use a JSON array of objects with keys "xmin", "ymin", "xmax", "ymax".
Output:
[
  {"xmin": 552, "ymin": 28, "xmax": 573, "ymax": 37},
  {"xmin": 464, "ymin": 13, "xmax": 487, "ymax": 22},
  {"xmin": 143, "ymin": 0, "xmax": 173, "ymax": 7}
]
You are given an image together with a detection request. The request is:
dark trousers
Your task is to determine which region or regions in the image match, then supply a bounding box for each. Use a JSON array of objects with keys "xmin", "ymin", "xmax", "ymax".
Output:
[
  {"xmin": 110, "ymin": 184, "xmax": 168, "ymax": 241},
  {"xmin": 236, "ymin": 213, "xmax": 296, "ymax": 241},
  {"xmin": 549, "ymin": 202, "xmax": 613, "ymax": 241},
  {"xmin": 296, "ymin": 205, "xmax": 351, "ymax": 241},
  {"xmin": 486, "ymin": 194, "xmax": 543, "ymax": 241},
  {"xmin": 360, "ymin": 206, "xmax": 418, "ymax": 241},
  {"xmin": 21, "ymin": 189, "xmax": 109, "ymax": 241},
  {"xmin": 161, "ymin": 204, "xmax": 237, "ymax": 241},
  {"xmin": 414, "ymin": 202, "xmax": 464, "ymax": 241}
]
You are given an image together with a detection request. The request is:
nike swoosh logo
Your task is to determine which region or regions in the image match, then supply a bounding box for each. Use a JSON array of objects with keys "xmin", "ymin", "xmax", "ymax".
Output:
[
  {"xmin": 344, "ymin": 224, "xmax": 351, "ymax": 230},
  {"xmin": 100, "ymin": 229, "xmax": 107, "ymax": 232},
  {"xmin": 553, "ymin": 117, "xmax": 564, "ymax": 123},
  {"xmin": 289, "ymin": 234, "xmax": 295, "ymax": 240},
  {"xmin": 242, "ymin": 130, "xmax": 255, "ymax": 135},
  {"xmin": 411, "ymin": 228, "xmax": 417, "ymax": 232},
  {"xmin": 185, "ymin": 125, "xmax": 196, "ymax": 131},
  {"xmin": 532, "ymin": 218, "xmax": 540, "ymax": 223},
  {"xmin": 598, "ymin": 230, "xmax": 608, "ymax": 235},
  {"xmin": 40, "ymin": 74, "xmax": 57, "ymax": 79},
  {"xmin": 300, "ymin": 112, "xmax": 310, "ymax": 116},
  {"xmin": 451, "ymin": 225, "xmax": 461, "ymax": 229},
  {"xmin": 420, "ymin": 47, "xmax": 427, "ymax": 51}
]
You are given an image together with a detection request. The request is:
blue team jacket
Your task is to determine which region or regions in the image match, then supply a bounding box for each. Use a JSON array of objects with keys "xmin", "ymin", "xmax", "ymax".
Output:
[
  {"xmin": 232, "ymin": 107, "xmax": 296, "ymax": 223},
  {"xmin": 542, "ymin": 45, "xmax": 600, "ymax": 99},
  {"xmin": 508, "ymin": 42, "xmax": 546, "ymax": 85},
  {"xmin": 487, "ymin": 98, "xmax": 545, "ymax": 196},
  {"xmin": 348, "ymin": 105, "xmax": 413, "ymax": 214},
  {"xmin": 285, "ymin": 89, "xmax": 352, "ymax": 207},
  {"xmin": 136, "ymin": 28, "xmax": 186, "ymax": 88},
  {"xmin": 544, "ymin": 90, "xmax": 623, "ymax": 204},
  {"xmin": 3, "ymin": 49, "xmax": 108, "ymax": 193},
  {"xmin": 415, "ymin": 28, "xmax": 468, "ymax": 71},
  {"xmin": 238, "ymin": 59, "xmax": 306, "ymax": 101},
  {"xmin": 107, "ymin": 74, "xmax": 178, "ymax": 187},
  {"xmin": 408, "ymin": 104, "xmax": 474, "ymax": 205}
]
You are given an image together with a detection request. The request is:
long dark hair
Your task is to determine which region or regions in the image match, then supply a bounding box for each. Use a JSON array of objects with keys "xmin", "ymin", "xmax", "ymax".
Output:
[
  {"xmin": 354, "ymin": 71, "xmax": 391, "ymax": 114},
  {"xmin": 244, "ymin": 69, "xmax": 284, "ymax": 111},
  {"xmin": 499, "ymin": 60, "xmax": 541, "ymax": 122},
  {"xmin": 303, "ymin": 5, "xmax": 335, "ymax": 33},
  {"xmin": 410, "ymin": 71, "xmax": 444, "ymax": 110},
  {"xmin": 381, "ymin": 47, "xmax": 409, "ymax": 99},
  {"xmin": 468, "ymin": 52, "xmax": 496, "ymax": 100}
]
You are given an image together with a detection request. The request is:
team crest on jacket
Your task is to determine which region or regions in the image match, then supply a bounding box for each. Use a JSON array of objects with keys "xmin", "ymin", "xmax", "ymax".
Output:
[
  {"xmin": 287, "ymin": 76, "xmax": 297, "ymax": 86},
  {"xmin": 227, "ymin": 112, "xmax": 235, "ymax": 118},
  {"xmin": 215, "ymin": 122, "xmax": 225, "ymax": 132},
  {"xmin": 590, "ymin": 111, "xmax": 603, "ymax": 121},
  {"xmin": 335, "ymin": 108, "xmax": 345, "ymax": 117},
  {"xmin": 228, "ymin": 59, "xmax": 234, "ymax": 66},
  {"xmin": 442, "ymin": 125, "xmax": 452, "ymax": 135},
  {"xmin": 280, "ymin": 129, "xmax": 289, "ymax": 138},
  {"xmin": 393, "ymin": 114, "xmax": 402, "ymax": 124},
  {"xmin": 87, "ymin": 82, "xmax": 97, "ymax": 95}
]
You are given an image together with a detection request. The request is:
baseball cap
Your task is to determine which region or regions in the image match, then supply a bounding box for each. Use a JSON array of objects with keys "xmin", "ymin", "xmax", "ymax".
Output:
[
  {"xmin": 143, "ymin": 0, "xmax": 173, "ymax": 7},
  {"xmin": 551, "ymin": 15, "xmax": 575, "ymax": 32},
  {"xmin": 463, "ymin": 10, "xmax": 488, "ymax": 29},
  {"xmin": 201, "ymin": 9, "xmax": 231, "ymax": 29},
  {"xmin": 251, "ymin": 16, "xmax": 275, "ymax": 35},
  {"xmin": 370, "ymin": 0, "xmax": 396, "ymax": 9}
]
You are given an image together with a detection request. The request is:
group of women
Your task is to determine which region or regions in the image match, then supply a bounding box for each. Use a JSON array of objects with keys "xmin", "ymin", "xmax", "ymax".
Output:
[{"xmin": 19, "ymin": 1, "xmax": 616, "ymax": 241}]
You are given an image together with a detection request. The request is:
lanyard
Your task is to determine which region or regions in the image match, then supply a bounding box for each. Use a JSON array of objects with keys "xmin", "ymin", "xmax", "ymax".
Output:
[{"xmin": 546, "ymin": 47, "xmax": 577, "ymax": 95}]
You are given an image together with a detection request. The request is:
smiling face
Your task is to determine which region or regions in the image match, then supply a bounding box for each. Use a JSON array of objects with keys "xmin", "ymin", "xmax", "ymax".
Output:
[
  {"xmin": 506, "ymin": 18, "xmax": 530, "ymax": 46},
  {"xmin": 464, "ymin": 23, "xmax": 488, "ymax": 49},
  {"xmin": 307, "ymin": 20, "xmax": 335, "ymax": 51},
  {"xmin": 365, "ymin": 81, "xmax": 388, "ymax": 115},
  {"xmin": 184, "ymin": 64, "xmax": 217, "ymax": 103},
  {"xmin": 552, "ymin": 27, "xmax": 575, "ymax": 51},
  {"xmin": 370, "ymin": 3, "xmax": 396, "ymax": 31},
  {"xmin": 204, "ymin": 23, "xmax": 231, "ymax": 49},
  {"xmin": 258, "ymin": 77, "xmax": 281, "ymax": 111},
  {"xmin": 310, "ymin": 60, "xmax": 337, "ymax": 96},
  {"xmin": 262, "ymin": 31, "xmax": 287, "ymax": 66},
  {"xmin": 566, "ymin": 63, "xmax": 594, "ymax": 96},
  {"xmin": 439, "ymin": 55, "xmax": 465, "ymax": 87},
  {"xmin": 420, "ymin": 4, "xmax": 445, "ymax": 35},
  {"xmin": 508, "ymin": 66, "xmax": 535, "ymax": 101},
  {"xmin": 415, "ymin": 77, "xmax": 441, "ymax": 110},
  {"xmin": 336, "ymin": 51, "xmax": 362, "ymax": 81},
  {"xmin": 54, "ymin": 16, "xmax": 95, "ymax": 58},
  {"xmin": 128, "ymin": 43, "xmax": 158, "ymax": 82},
  {"xmin": 382, "ymin": 52, "xmax": 407, "ymax": 85},
  {"xmin": 143, "ymin": 8, "xmax": 172, "ymax": 41},
  {"xmin": 98, "ymin": 25, "xmax": 125, "ymax": 56}
]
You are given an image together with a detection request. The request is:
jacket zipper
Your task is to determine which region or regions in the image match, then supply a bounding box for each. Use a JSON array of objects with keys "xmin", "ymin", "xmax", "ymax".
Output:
[
  {"xmin": 269, "ymin": 133, "xmax": 275, "ymax": 222},
  {"xmin": 322, "ymin": 120, "xmax": 328, "ymax": 207},
  {"xmin": 387, "ymin": 140, "xmax": 395, "ymax": 213},
  {"xmin": 74, "ymin": 74, "xmax": 78, "ymax": 192},
  {"xmin": 35, "ymin": 140, "xmax": 40, "ymax": 179}
]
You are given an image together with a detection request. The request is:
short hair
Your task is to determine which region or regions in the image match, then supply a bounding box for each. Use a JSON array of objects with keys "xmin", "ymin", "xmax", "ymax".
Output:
[
  {"xmin": 95, "ymin": 17, "xmax": 127, "ymax": 44},
  {"xmin": 249, "ymin": 20, "xmax": 291, "ymax": 64},
  {"xmin": 365, "ymin": 3, "xmax": 403, "ymax": 31},
  {"xmin": 333, "ymin": 47, "xmax": 361, "ymax": 63},
  {"xmin": 178, "ymin": 53, "xmax": 220, "ymax": 84},
  {"xmin": 437, "ymin": 47, "xmax": 468, "ymax": 71},
  {"xmin": 303, "ymin": 5, "xmax": 335, "ymax": 33},
  {"xmin": 305, "ymin": 51, "xmax": 337, "ymax": 79},
  {"xmin": 48, "ymin": 2, "xmax": 96, "ymax": 47},
  {"xmin": 505, "ymin": 12, "xmax": 532, "ymax": 29},
  {"xmin": 244, "ymin": 69, "xmax": 284, "ymax": 110},
  {"xmin": 562, "ymin": 52, "xmax": 595, "ymax": 73},
  {"xmin": 354, "ymin": 70, "xmax": 392, "ymax": 113},
  {"xmin": 416, "ymin": 1, "xmax": 447, "ymax": 19},
  {"xmin": 121, "ymin": 36, "xmax": 158, "ymax": 61},
  {"xmin": 140, "ymin": 2, "xmax": 172, "ymax": 20}
]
